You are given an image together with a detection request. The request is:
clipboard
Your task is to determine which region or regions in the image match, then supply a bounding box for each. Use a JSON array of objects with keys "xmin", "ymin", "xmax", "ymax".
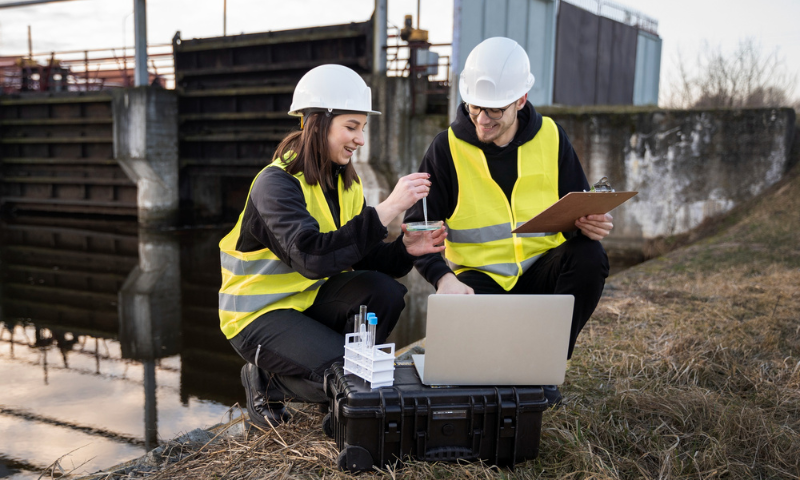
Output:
[{"xmin": 512, "ymin": 191, "xmax": 638, "ymax": 234}]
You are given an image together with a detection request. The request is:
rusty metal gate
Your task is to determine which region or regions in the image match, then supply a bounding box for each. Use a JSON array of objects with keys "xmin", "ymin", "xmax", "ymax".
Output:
[
  {"xmin": 0, "ymin": 93, "xmax": 136, "ymax": 217},
  {"xmin": 173, "ymin": 20, "xmax": 373, "ymax": 222}
]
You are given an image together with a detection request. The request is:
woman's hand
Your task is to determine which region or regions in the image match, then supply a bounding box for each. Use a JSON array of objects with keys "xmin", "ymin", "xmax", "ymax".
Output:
[
  {"xmin": 401, "ymin": 223, "xmax": 446, "ymax": 256},
  {"xmin": 575, "ymin": 213, "xmax": 614, "ymax": 241},
  {"xmin": 374, "ymin": 172, "xmax": 431, "ymax": 226},
  {"xmin": 435, "ymin": 273, "xmax": 474, "ymax": 295}
]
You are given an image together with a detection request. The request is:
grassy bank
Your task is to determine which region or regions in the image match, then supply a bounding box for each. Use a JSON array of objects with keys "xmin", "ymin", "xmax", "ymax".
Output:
[
  {"xmin": 538, "ymin": 163, "xmax": 800, "ymax": 479},
  {"xmin": 75, "ymin": 167, "xmax": 799, "ymax": 480}
]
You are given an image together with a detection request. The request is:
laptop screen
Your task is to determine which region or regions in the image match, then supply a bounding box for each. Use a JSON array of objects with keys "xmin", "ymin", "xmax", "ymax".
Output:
[{"xmin": 416, "ymin": 294, "xmax": 574, "ymax": 386}]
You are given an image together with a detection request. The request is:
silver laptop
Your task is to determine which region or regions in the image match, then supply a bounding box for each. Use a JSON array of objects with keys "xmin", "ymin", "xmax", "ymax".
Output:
[{"xmin": 412, "ymin": 294, "xmax": 574, "ymax": 386}]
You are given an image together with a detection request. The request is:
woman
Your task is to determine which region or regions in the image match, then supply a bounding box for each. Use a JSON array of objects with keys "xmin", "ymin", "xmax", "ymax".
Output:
[{"xmin": 219, "ymin": 64, "xmax": 446, "ymax": 429}]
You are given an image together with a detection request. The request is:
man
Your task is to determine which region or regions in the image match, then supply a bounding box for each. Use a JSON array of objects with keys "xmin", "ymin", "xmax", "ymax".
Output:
[{"xmin": 404, "ymin": 37, "xmax": 612, "ymax": 405}]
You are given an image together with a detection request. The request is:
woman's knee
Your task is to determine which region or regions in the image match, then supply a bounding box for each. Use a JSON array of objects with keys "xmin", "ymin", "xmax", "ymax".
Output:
[
  {"xmin": 356, "ymin": 272, "xmax": 406, "ymax": 339},
  {"xmin": 362, "ymin": 271, "xmax": 408, "ymax": 308}
]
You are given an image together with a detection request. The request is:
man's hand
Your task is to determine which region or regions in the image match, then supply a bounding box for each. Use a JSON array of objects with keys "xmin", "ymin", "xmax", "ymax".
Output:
[
  {"xmin": 575, "ymin": 213, "xmax": 613, "ymax": 241},
  {"xmin": 401, "ymin": 224, "xmax": 447, "ymax": 256},
  {"xmin": 435, "ymin": 273, "xmax": 474, "ymax": 295}
]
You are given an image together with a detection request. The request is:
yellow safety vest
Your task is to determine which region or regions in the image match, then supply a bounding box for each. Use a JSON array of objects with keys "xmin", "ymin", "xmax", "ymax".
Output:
[
  {"xmin": 218, "ymin": 156, "xmax": 364, "ymax": 339},
  {"xmin": 444, "ymin": 116, "xmax": 565, "ymax": 290}
]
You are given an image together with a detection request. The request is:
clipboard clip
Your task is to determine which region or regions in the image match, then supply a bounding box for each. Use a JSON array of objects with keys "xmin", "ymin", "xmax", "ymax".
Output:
[{"xmin": 587, "ymin": 176, "xmax": 615, "ymax": 193}]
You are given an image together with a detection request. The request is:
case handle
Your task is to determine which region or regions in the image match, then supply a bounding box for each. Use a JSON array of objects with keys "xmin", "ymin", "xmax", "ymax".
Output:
[{"xmin": 423, "ymin": 446, "xmax": 478, "ymax": 462}]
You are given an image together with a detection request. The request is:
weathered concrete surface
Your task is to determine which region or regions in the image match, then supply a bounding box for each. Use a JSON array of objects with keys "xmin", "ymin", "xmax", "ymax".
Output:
[
  {"xmin": 113, "ymin": 87, "xmax": 180, "ymax": 227},
  {"xmin": 544, "ymin": 107, "xmax": 797, "ymax": 255}
]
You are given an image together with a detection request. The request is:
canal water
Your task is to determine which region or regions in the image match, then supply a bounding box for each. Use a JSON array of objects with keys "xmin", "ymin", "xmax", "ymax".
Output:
[{"xmin": 0, "ymin": 215, "xmax": 638, "ymax": 479}]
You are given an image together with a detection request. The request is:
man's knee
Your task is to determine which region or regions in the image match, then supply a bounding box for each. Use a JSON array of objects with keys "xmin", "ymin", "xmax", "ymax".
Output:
[{"xmin": 564, "ymin": 235, "xmax": 609, "ymax": 278}]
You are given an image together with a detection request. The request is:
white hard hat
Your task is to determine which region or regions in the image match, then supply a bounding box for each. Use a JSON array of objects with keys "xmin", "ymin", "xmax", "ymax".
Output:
[
  {"xmin": 459, "ymin": 37, "xmax": 535, "ymax": 108},
  {"xmin": 288, "ymin": 64, "xmax": 380, "ymax": 117}
]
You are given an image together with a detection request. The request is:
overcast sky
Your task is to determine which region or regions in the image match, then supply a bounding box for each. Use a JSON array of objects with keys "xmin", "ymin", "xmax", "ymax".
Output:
[{"xmin": 0, "ymin": 0, "xmax": 798, "ymax": 104}]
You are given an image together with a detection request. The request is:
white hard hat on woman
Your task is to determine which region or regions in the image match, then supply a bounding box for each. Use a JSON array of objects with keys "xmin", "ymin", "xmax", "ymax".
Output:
[
  {"xmin": 459, "ymin": 37, "xmax": 535, "ymax": 108},
  {"xmin": 288, "ymin": 64, "xmax": 381, "ymax": 118}
]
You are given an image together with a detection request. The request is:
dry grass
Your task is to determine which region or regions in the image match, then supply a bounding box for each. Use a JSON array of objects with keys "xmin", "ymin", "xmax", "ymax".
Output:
[{"xmin": 75, "ymin": 166, "xmax": 800, "ymax": 480}]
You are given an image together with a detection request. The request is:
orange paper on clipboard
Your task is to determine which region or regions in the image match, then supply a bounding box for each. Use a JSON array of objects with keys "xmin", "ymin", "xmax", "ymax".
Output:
[{"xmin": 512, "ymin": 191, "xmax": 638, "ymax": 234}]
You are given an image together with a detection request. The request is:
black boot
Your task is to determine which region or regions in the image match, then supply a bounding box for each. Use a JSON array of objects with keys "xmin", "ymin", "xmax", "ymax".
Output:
[
  {"xmin": 542, "ymin": 385, "xmax": 563, "ymax": 408},
  {"xmin": 240, "ymin": 364, "xmax": 291, "ymax": 429}
]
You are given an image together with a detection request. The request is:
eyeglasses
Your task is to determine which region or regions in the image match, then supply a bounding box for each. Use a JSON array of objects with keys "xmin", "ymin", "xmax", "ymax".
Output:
[{"xmin": 465, "ymin": 102, "xmax": 514, "ymax": 120}]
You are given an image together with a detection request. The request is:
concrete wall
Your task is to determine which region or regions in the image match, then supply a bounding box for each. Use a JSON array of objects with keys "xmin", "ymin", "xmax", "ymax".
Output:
[
  {"xmin": 544, "ymin": 107, "xmax": 796, "ymax": 254},
  {"xmin": 366, "ymin": 98, "xmax": 796, "ymax": 258}
]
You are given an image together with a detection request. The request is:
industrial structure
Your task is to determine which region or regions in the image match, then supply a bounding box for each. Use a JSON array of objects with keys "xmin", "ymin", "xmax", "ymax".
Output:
[
  {"xmin": 1, "ymin": 2, "xmax": 798, "ymax": 477},
  {"xmin": 450, "ymin": 0, "xmax": 661, "ymax": 115}
]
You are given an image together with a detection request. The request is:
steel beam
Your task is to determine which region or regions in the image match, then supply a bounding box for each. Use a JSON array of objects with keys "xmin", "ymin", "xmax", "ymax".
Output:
[
  {"xmin": 373, "ymin": 0, "xmax": 387, "ymax": 74},
  {"xmin": 134, "ymin": 0, "xmax": 148, "ymax": 86}
]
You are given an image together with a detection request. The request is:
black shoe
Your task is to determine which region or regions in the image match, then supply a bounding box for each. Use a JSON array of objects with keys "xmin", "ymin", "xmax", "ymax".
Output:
[
  {"xmin": 542, "ymin": 385, "xmax": 563, "ymax": 408},
  {"xmin": 240, "ymin": 364, "xmax": 291, "ymax": 429}
]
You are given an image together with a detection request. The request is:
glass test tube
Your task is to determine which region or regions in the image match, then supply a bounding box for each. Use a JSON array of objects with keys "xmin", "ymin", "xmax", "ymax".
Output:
[
  {"xmin": 359, "ymin": 305, "xmax": 367, "ymax": 332},
  {"xmin": 354, "ymin": 304, "xmax": 367, "ymax": 335},
  {"xmin": 367, "ymin": 313, "xmax": 377, "ymax": 351}
]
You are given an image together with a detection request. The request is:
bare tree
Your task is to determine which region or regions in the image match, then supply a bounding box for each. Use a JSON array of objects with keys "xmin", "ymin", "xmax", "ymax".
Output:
[{"xmin": 665, "ymin": 38, "xmax": 797, "ymax": 109}]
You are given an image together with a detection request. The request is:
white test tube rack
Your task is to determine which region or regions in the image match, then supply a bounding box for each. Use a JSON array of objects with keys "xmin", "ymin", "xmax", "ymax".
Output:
[{"xmin": 343, "ymin": 331, "xmax": 395, "ymax": 389}]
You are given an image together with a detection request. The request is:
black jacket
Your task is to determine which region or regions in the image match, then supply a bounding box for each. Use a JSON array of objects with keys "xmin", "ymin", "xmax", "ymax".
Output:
[
  {"xmin": 403, "ymin": 101, "xmax": 590, "ymax": 288},
  {"xmin": 235, "ymin": 166, "xmax": 415, "ymax": 280}
]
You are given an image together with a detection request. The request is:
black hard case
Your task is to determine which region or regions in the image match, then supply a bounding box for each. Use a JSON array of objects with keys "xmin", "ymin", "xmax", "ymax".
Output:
[{"xmin": 323, "ymin": 363, "xmax": 548, "ymax": 472}]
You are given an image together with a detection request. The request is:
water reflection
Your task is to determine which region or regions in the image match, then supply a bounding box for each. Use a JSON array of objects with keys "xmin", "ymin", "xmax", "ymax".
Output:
[{"xmin": 0, "ymin": 217, "xmax": 244, "ymax": 479}]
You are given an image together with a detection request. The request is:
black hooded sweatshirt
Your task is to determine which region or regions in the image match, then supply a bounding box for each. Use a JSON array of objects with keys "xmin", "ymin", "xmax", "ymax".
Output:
[{"xmin": 403, "ymin": 101, "xmax": 590, "ymax": 288}]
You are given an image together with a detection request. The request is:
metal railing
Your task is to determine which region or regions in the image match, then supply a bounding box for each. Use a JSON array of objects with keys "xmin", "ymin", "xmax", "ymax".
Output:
[
  {"xmin": 1, "ymin": 43, "xmax": 175, "ymax": 93},
  {"xmin": 384, "ymin": 25, "xmax": 451, "ymax": 84}
]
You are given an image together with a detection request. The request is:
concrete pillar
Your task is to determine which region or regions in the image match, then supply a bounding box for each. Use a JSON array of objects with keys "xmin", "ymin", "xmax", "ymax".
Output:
[
  {"xmin": 118, "ymin": 229, "xmax": 181, "ymax": 361},
  {"xmin": 113, "ymin": 87, "xmax": 179, "ymax": 227}
]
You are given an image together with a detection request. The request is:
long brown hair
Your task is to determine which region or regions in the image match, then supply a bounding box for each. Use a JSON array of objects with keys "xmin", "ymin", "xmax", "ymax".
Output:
[{"xmin": 272, "ymin": 112, "xmax": 360, "ymax": 191}]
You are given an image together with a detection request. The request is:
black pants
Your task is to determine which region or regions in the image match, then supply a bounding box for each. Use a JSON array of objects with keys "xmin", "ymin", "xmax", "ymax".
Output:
[
  {"xmin": 229, "ymin": 270, "xmax": 407, "ymax": 404},
  {"xmin": 457, "ymin": 234, "xmax": 609, "ymax": 359}
]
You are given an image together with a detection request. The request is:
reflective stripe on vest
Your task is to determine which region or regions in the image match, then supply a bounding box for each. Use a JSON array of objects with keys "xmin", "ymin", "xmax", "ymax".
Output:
[
  {"xmin": 218, "ymin": 156, "xmax": 363, "ymax": 339},
  {"xmin": 444, "ymin": 116, "xmax": 566, "ymax": 290}
]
